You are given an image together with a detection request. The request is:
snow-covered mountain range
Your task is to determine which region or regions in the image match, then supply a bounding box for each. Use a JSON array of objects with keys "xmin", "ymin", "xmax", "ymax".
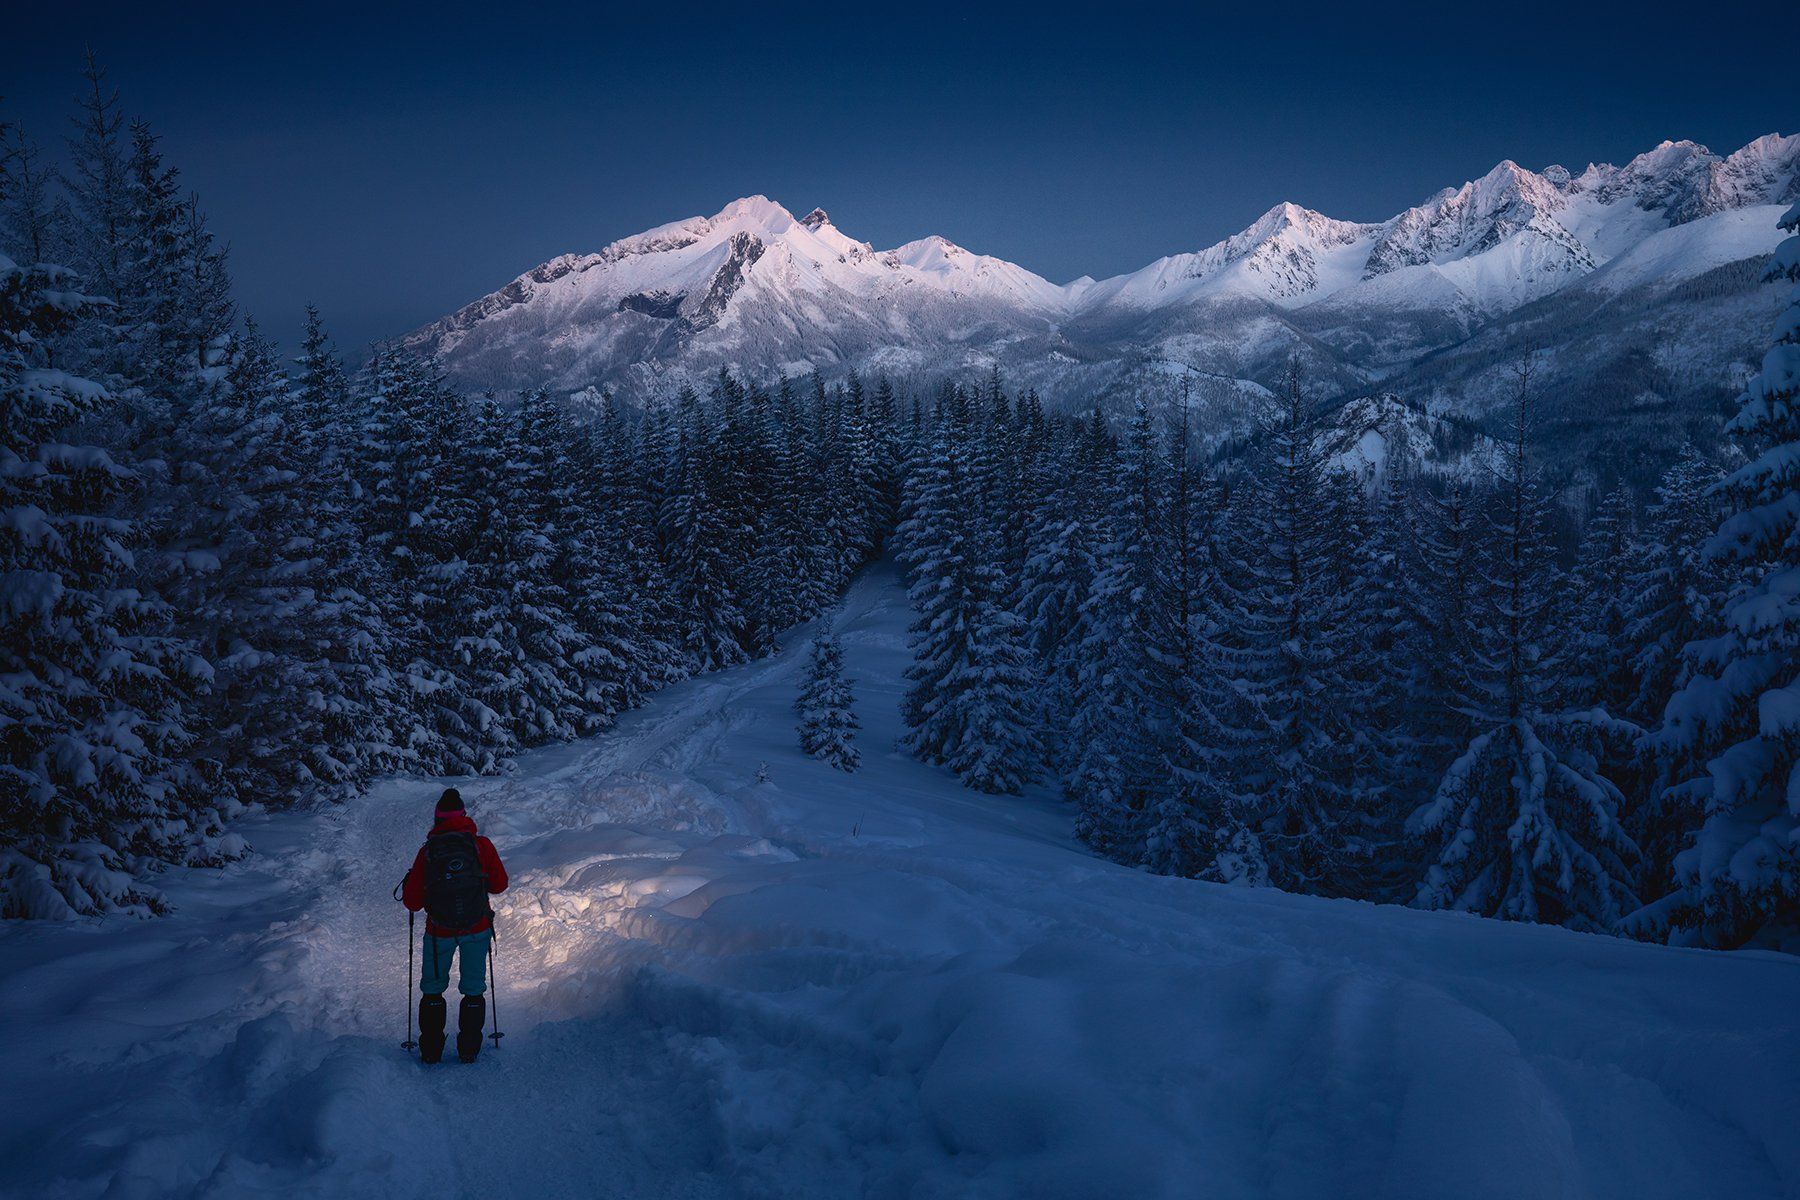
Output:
[{"xmin": 403, "ymin": 134, "xmax": 1798, "ymax": 473}]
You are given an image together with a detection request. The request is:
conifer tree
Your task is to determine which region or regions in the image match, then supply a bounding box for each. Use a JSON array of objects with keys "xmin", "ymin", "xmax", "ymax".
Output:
[
  {"xmin": 1, "ymin": 124, "xmax": 61, "ymax": 266},
  {"xmin": 358, "ymin": 352, "xmax": 461, "ymax": 770},
  {"xmin": 1625, "ymin": 447, "xmax": 1725, "ymax": 727},
  {"xmin": 796, "ymin": 626, "xmax": 860, "ymax": 771},
  {"xmin": 1401, "ymin": 478, "xmax": 1495, "ymax": 861},
  {"xmin": 1333, "ymin": 466, "xmax": 1420, "ymax": 895},
  {"xmin": 749, "ymin": 375, "xmax": 816, "ymax": 634},
  {"xmin": 899, "ymin": 394, "xmax": 1040, "ymax": 794},
  {"xmin": 1568, "ymin": 486, "xmax": 1641, "ymax": 715},
  {"xmin": 666, "ymin": 383, "xmax": 748, "ymax": 671},
  {"xmin": 1069, "ymin": 400, "xmax": 1173, "ymax": 858},
  {"xmin": 284, "ymin": 308, "xmax": 405, "ymax": 787},
  {"xmin": 61, "ymin": 53, "xmax": 130, "ymax": 305},
  {"xmin": 482, "ymin": 390, "xmax": 593, "ymax": 743},
  {"xmin": 1647, "ymin": 202, "xmax": 1800, "ymax": 947},
  {"xmin": 1144, "ymin": 401, "xmax": 1261, "ymax": 880},
  {"xmin": 1408, "ymin": 363, "xmax": 1640, "ymax": 930},
  {"xmin": 588, "ymin": 393, "xmax": 683, "ymax": 707},
  {"xmin": 1019, "ymin": 409, "xmax": 1110, "ymax": 776},
  {"xmin": 1229, "ymin": 365, "xmax": 1363, "ymax": 893},
  {"xmin": 181, "ymin": 319, "xmax": 349, "ymax": 800},
  {"xmin": 0, "ymin": 226, "xmax": 209, "ymax": 916},
  {"xmin": 432, "ymin": 392, "xmax": 524, "ymax": 770}
]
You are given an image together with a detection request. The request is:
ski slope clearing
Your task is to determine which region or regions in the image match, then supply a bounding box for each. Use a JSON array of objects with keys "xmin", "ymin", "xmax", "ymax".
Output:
[{"xmin": 4, "ymin": 565, "xmax": 1798, "ymax": 1200}]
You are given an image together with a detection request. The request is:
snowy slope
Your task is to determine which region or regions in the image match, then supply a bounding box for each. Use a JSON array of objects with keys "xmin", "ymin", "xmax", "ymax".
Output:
[
  {"xmin": 1580, "ymin": 204, "xmax": 1794, "ymax": 293},
  {"xmin": 400, "ymin": 196, "xmax": 1082, "ymax": 393},
  {"xmin": 6, "ymin": 566, "xmax": 1797, "ymax": 1200},
  {"xmin": 403, "ymin": 134, "xmax": 1798, "ymax": 431}
]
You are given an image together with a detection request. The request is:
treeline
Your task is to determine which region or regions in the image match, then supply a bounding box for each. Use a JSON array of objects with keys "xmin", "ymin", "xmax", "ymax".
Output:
[
  {"xmin": 893, "ymin": 262, "xmax": 1799, "ymax": 949},
  {"xmin": 0, "ymin": 65, "xmax": 903, "ymax": 916}
]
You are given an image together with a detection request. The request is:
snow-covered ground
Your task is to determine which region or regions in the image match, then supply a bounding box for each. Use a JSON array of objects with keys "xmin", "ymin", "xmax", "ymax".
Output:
[{"xmin": 5, "ymin": 565, "xmax": 1799, "ymax": 1200}]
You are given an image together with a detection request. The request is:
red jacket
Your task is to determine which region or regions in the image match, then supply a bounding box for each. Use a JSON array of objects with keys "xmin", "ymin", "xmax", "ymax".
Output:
[{"xmin": 402, "ymin": 812, "xmax": 509, "ymax": 936}]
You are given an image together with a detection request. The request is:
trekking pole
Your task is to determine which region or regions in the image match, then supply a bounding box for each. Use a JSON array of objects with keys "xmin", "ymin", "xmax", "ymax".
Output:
[
  {"xmin": 403, "ymin": 909, "xmax": 418, "ymax": 1053},
  {"xmin": 395, "ymin": 879, "xmax": 418, "ymax": 1055},
  {"xmin": 488, "ymin": 916, "xmax": 505, "ymax": 1050}
]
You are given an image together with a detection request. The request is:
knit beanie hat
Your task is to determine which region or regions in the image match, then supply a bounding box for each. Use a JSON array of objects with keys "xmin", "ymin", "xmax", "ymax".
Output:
[{"xmin": 435, "ymin": 787, "xmax": 464, "ymax": 815}]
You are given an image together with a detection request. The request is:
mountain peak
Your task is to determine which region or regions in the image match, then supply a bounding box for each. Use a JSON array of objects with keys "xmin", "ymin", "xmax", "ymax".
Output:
[
  {"xmin": 1255, "ymin": 201, "xmax": 1317, "ymax": 229},
  {"xmin": 887, "ymin": 234, "xmax": 970, "ymax": 270},
  {"xmin": 1241, "ymin": 201, "xmax": 1373, "ymax": 252},
  {"xmin": 800, "ymin": 207, "xmax": 832, "ymax": 230},
  {"xmin": 708, "ymin": 195, "xmax": 797, "ymax": 232}
]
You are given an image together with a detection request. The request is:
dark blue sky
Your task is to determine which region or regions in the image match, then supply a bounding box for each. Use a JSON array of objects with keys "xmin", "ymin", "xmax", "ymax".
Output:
[{"xmin": 9, "ymin": 1, "xmax": 1788, "ymax": 355}]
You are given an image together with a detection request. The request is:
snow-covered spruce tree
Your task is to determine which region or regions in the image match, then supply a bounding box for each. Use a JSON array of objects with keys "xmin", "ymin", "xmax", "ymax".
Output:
[
  {"xmin": 802, "ymin": 372, "xmax": 862, "ymax": 600},
  {"xmin": 1228, "ymin": 365, "xmax": 1365, "ymax": 894},
  {"xmin": 1643, "ymin": 203, "xmax": 1800, "ymax": 948},
  {"xmin": 532, "ymin": 393, "xmax": 637, "ymax": 730},
  {"xmin": 1624, "ymin": 446, "xmax": 1725, "ymax": 729},
  {"xmin": 740, "ymin": 379, "xmax": 792, "ymax": 656},
  {"xmin": 1333, "ymin": 464, "xmax": 1424, "ymax": 898},
  {"xmin": 112, "ymin": 122, "xmax": 241, "ymax": 799},
  {"xmin": 665, "ymin": 383, "xmax": 748, "ymax": 671},
  {"xmin": 0, "ymin": 232, "xmax": 209, "ymax": 916},
  {"xmin": 588, "ymin": 392, "xmax": 685, "ymax": 708},
  {"xmin": 0, "ymin": 123, "xmax": 61, "ymax": 267},
  {"xmin": 1407, "ymin": 479, "xmax": 1485, "ymax": 780},
  {"xmin": 175, "ymin": 195, "xmax": 234, "ymax": 385},
  {"xmin": 1408, "ymin": 361, "xmax": 1640, "ymax": 931},
  {"xmin": 899, "ymin": 388, "xmax": 1040, "ymax": 794},
  {"xmin": 1144, "ymin": 399, "xmax": 1264, "ymax": 881},
  {"xmin": 1566, "ymin": 485, "xmax": 1641, "ymax": 716},
  {"xmin": 530, "ymin": 392, "xmax": 614, "ymax": 730},
  {"xmin": 469, "ymin": 389, "xmax": 593, "ymax": 745},
  {"xmin": 748, "ymin": 376, "xmax": 818, "ymax": 634},
  {"xmin": 283, "ymin": 308, "xmax": 407, "ymax": 788},
  {"xmin": 1018, "ymin": 409, "xmax": 1112, "ymax": 780},
  {"xmin": 866, "ymin": 375, "xmax": 905, "ymax": 554},
  {"xmin": 839, "ymin": 370, "xmax": 884, "ymax": 578},
  {"xmin": 977, "ymin": 369, "xmax": 1032, "ymax": 580},
  {"xmin": 174, "ymin": 319, "xmax": 361, "ymax": 803},
  {"xmin": 796, "ymin": 626, "xmax": 860, "ymax": 771},
  {"xmin": 357, "ymin": 351, "xmax": 466, "ymax": 772},
  {"xmin": 426, "ymin": 391, "xmax": 524, "ymax": 771},
  {"xmin": 116, "ymin": 121, "xmax": 232, "ymax": 399},
  {"xmin": 1069, "ymin": 399, "xmax": 1179, "ymax": 859},
  {"xmin": 118, "ymin": 121, "xmax": 184, "ymax": 396},
  {"xmin": 60, "ymin": 55, "xmax": 132, "ymax": 322}
]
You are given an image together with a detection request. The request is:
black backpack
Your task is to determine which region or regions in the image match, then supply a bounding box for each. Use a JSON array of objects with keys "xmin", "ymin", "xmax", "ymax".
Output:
[{"xmin": 422, "ymin": 831, "xmax": 488, "ymax": 929}]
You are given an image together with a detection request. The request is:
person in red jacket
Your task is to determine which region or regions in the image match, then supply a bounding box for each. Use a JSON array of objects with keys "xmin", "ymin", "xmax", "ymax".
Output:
[{"xmin": 401, "ymin": 788, "xmax": 508, "ymax": 1063}]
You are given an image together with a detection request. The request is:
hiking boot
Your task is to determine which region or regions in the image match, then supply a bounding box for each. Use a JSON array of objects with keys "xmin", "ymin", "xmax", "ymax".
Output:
[
  {"xmin": 418, "ymin": 994, "xmax": 447, "ymax": 1064},
  {"xmin": 457, "ymin": 995, "xmax": 486, "ymax": 1063}
]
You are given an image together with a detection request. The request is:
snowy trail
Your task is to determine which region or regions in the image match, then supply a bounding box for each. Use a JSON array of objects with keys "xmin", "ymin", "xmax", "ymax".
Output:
[{"xmin": 6, "ymin": 564, "xmax": 1800, "ymax": 1200}]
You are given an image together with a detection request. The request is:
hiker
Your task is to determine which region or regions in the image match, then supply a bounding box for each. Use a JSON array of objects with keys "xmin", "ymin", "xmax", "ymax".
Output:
[{"xmin": 401, "ymin": 788, "xmax": 509, "ymax": 1063}]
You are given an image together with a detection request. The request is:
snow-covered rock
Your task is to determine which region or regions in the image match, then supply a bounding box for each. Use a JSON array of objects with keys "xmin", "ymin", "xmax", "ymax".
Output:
[{"xmin": 1317, "ymin": 393, "xmax": 1506, "ymax": 483}]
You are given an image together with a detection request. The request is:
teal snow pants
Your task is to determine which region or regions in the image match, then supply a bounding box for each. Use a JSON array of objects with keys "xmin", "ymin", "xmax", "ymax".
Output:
[{"xmin": 419, "ymin": 929, "xmax": 492, "ymax": 996}]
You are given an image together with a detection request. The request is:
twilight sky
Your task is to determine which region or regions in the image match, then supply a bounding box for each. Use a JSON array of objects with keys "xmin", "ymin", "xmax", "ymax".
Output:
[{"xmin": 8, "ymin": 1, "xmax": 1787, "ymax": 356}]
